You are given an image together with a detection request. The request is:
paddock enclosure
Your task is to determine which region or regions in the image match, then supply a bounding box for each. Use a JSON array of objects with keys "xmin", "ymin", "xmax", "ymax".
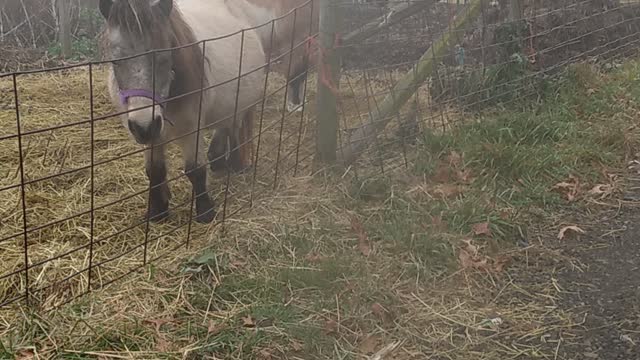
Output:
[{"xmin": 1, "ymin": 0, "xmax": 640, "ymax": 323}]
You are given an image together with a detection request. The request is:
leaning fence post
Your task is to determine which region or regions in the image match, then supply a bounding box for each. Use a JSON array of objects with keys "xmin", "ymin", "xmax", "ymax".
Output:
[{"xmin": 315, "ymin": 0, "xmax": 341, "ymax": 164}]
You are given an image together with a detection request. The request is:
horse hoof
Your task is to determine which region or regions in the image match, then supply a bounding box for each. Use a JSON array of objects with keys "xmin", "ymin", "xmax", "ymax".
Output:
[
  {"xmin": 194, "ymin": 208, "xmax": 216, "ymax": 223},
  {"xmin": 287, "ymin": 102, "xmax": 302, "ymax": 113},
  {"xmin": 146, "ymin": 209, "xmax": 170, "ymax": 223}
]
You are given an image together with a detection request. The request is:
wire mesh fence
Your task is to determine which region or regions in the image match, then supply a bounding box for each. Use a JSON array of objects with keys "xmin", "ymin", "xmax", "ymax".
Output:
[
  {"xmin": 1, "ymin": 0, "xmax": 640, "ymax": 312},
  {"xmin": 335, "ymin": 0, "xmax": 640, "ymax": 179},
  {"xmin": 0, "ymin": 0, "xmax": 319, "ymax": 310}
]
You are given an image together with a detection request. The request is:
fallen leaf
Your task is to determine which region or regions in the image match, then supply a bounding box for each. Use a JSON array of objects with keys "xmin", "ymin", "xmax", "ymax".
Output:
[
  {"xmin": 358, "ymin": 335, "xmax": 380, "ymax": 354},
  {"xmin": 459, "ymin": 239, "xmax": 488, "ymax": 270},
  {"xmin": 430, "ymin": 215, "xmax": 448, "ymax": 230},
  {"xmin": 304, "ymin": 252, "xmax": 327, "ymax": 263},
  {"xmin": 557, "ymin": 225, "xmax": 586, "ymax": 240},
  {"xmin": 155, "ymin": 337, "xmax": 171, "ymax": 352},
  {"xmin": 371, "ymin": 302, "xmax": 392, "ymax": 324},
  {"xmin": 588, "ymin": 184, "xmax": 613, "ymax": 199},
  {"xmin": 144, "ymin": 318, "xmax": 173, "ymax": 352},
  {"xmin": 459, "ymin": 248, "xmax": 488, "ymax": 270},
  {"xmin": 461, "ymin": 238, "xmax": 478, "ymax": 255},
  {"xmin": 258, "ymin": 348, "xmax": 274, "ymax": 359},
  {"xmin": 493, "ymin": 255, "xmax": 511, "ymax": 273},
  {"xmin": 144, "ymin": 318, "xmax": 172, "ymax": 331},
  {"xmin": 208, "ymin": 320, "xmax": 228, "ymax": 335},
  {"xmin": 242, "ymin": 315, "xmax": 256, "ymax": 328},
  {"xmin": 433, "ymin": 184, "xmax": 463, "ymax": 198},
  {"xmin": 472, "ymin": 222, "xmax": 492, "ymax": 236},
  {"xmin": 446, "ymin": 151, "xmax": 463, "ymax": 167},
  {"xmin": 324, "ymin": 319, "xmax": 338, "ymax": 334},
  {"xmin": 433, "ymin": 163, "xmax": 453, "ymax": 183},
  {"xmin": 552, "ymin": 176, "xmax": 580, "ymax": 201},
  {"xmin": 290, "ymin": 340, "xmax": 304, "ymax": 352},
  {"xmin": 350, "ymin": 215, "xmax": 371, "ymax": 256},
  {"xmin": 16, "ymin": 349, "xmax": 35, "ymax": 360},
  {"xmin": 456, "ymin": 168, "xmax": 474, "ymax": 184}
]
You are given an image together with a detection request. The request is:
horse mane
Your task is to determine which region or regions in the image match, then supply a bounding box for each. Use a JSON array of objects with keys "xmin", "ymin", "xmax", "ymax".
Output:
[{"xmin": 104, "ymin": 0, "xmax": 207, "ymax": 104}]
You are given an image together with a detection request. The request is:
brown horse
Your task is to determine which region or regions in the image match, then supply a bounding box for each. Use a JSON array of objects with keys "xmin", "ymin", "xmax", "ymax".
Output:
[
  {"xmin": 100, "ymin": 0, "xmax": 266, "ymax": 223},
  {"xmin": 224, "ymin": 0, "xmax": 319, "ymax": 113}
]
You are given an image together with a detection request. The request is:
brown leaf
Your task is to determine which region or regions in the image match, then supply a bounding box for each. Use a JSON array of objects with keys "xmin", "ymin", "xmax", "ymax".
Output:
[
  {"xmin": 430, "ymin": 215, "xmax": 448, "ymax": 231},
  {"xmin": 144, "ymin": 318, "xmax": 173, "ymax": 352},
  {"xmin": 290, "ymin": 340, "xmax": 304, "ymax": 352},
  {"xmin": 558, "ymin": 225, "xmax": 586, "ymax": 240},
  {"xmin": 358, "ymin": 335, "xmax": 380, "ymax": 354},
  {"xmin": 371, "ymin": 302, "xmax": 392, "ymax": 324},
  {"xmin": 16, "ymin": 349, "xmax": 35, "ymax": 360},
  {"xmin": 242, "ymin": 315, "xmax": 256, "ymax": 328},
  {"xmin": 304, "ymin": 252, "xmax": 327, "ymax": 263},
  {"xmin": 552, "ymin": 176, "xmax": 580, "ymax": 201},
  {"xmin": 459, "ymin": 239, "xmax": 488, "ymax": 270},
  {"xmin": 446, "ymin": 151, "xmax": 463, "ymax": 168},
  {"xmin": 258, "ymin": 349, "xmax": 274, "ymax": 360},
  {"xmin": 155, "ymin": 337, "xmax": 171, "ymax": 352},
  {"xmin": 499, "ymin": 210, "xmax": 511, "ymax": 220},
  {"xmin": 433, "ymin": 184, "xmax": 463, "ymax": 198},
  {"xmin": 588, "ymin": 184, "xmax": 613, "ymax": 199},
  {"xmin": 350, "ymin": 215, "xmax": 371, "ymax": 256},
  {"xmin": 493, "ymin": 255, "xmax": 511, "ymax": 273},
  {"xmin": 457, "ymin": 169, "xmax": 474, "ymax": 184},
  {"xmin": 433, "ymin": 163, "xmax": 453, "ymax": 183},
  {"xmin": 472, "ymin": 222, "xmax": 492, "ymax": 236},
  {"xmin": 208, "ymin": 320, "xmax": 228, "ymax": 335},
  {"xmin": 324, "ymin": 319, "xmax": 338, "ymax": 334}
]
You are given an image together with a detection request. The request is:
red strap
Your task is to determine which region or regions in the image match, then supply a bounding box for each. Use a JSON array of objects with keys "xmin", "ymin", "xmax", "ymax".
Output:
[{"xmin": 305, "ymin": 34, "xmax": 340, "ymax": 96}]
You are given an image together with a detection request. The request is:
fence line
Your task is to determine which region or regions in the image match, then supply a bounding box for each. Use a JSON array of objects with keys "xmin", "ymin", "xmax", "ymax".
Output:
[{"xmin": 1, "ymin": 0, "xmax": 640, "ymax": 311}]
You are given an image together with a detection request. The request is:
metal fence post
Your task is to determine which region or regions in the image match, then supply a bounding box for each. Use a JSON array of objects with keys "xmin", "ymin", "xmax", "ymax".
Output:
[{"xmin": 315, "ymin": 0, "xmax": 341, "ymax": 164}]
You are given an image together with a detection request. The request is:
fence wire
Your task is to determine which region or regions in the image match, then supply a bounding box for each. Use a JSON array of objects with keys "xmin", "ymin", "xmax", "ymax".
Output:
[{"xmin": 1, "ymin": 0, "xmax": 640, "ymax": 311}]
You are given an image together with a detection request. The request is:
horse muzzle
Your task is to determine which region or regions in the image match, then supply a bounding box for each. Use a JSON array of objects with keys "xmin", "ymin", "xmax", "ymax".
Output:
[{"xmin": 128, "ymin": 114, "xmax": 163, "ymax": 145}]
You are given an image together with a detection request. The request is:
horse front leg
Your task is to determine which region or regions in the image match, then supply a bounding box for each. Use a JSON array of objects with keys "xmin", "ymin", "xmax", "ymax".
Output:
[
  {"xmin": 145, "ymin": 143, "xmax": 171, "ymax": 222},
  {"xmin": 286, "ymin": 57, "xmax": 309, "ymax": 113},
  {"xmin": 181, "ymin": 132, "xmax": 216, "ymax": 223}
]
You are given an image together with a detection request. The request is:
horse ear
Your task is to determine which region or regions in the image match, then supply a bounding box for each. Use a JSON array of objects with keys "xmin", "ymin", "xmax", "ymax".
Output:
[
  {"xmin": 99, "ymin": 0, "xmax": 113, "ymax": 19},
  {"xmin": 152, "ymin": 0, "xmax": 173, "ymax": 17}
]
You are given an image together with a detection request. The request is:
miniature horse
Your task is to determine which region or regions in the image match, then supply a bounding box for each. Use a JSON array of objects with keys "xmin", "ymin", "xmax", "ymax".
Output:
[{"xmin": 100, "ymin": 0, "xmax": 266, "ymax": 223}]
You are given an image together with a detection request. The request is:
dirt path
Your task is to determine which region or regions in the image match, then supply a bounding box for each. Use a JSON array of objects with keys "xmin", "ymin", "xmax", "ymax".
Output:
[{"xmin": 543, "ymin": 190, "xmax": 640, "ymax": 358}]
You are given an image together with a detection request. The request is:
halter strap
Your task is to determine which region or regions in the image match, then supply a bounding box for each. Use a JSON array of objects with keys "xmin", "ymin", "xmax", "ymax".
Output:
[{"xmin": 119, "ymin": 89, "xmax": 166, "ymax": 108}]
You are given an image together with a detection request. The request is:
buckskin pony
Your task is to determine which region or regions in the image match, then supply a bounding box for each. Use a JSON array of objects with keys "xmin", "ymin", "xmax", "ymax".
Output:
[{"xmin": 100, "ymin": 0, "xmax": 266, "ymax": 223}]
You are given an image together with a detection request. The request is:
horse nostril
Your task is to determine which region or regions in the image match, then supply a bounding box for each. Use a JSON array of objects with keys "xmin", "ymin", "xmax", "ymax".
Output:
[
  {"xmin": 153, "ymin": 115, "xmax": 162, "ymax": 127},
  {"xmin": 128, "ymin": 119, "xmax": 147, "ymax": 143}
]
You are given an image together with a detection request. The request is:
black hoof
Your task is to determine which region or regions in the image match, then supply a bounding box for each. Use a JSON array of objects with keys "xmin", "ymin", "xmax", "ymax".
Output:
[
  {"xmin": 194, "ymin": 207, "xmax": 216, "ymax": 223},
  {"xmin": 146, "ymin": 208, "xmax": 170, "ymax": 223},
  {"xmin": 194, "ymin": 196, "xmax": 216, "ymax": 223}
]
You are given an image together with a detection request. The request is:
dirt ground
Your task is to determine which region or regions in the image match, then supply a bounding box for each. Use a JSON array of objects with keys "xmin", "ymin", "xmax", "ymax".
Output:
[{"xmin": 505, "ymin": 177, "xmax": 640, "ymax": 359}]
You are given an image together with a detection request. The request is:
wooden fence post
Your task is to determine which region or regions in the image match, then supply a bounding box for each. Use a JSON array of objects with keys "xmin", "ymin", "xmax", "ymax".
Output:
[
  {"xmin": 57, "ymin": 0, "xmax": 72, "ymax": 59},
  {"xmin": 509, "ymin": 0, "xmax": 523, "ymax": 20},
  {"xmin": 315, "ymin": 0, "xmax": 341, "ymax": 164}
]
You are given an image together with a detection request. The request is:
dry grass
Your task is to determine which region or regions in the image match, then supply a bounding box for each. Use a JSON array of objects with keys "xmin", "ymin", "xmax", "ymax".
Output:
[
  {"xmin": 1, "ymin": 59, "xmax": 638, "ymax": 359},
  {"xmin": 0, "ymin": 66, "xmax": 317, "ymax": 310}
]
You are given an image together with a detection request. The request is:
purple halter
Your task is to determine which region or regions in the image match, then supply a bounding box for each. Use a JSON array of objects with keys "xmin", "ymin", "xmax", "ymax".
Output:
[{"xmin": 119, "ymin": 89, "xmax": 166, "ymax": 109}]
